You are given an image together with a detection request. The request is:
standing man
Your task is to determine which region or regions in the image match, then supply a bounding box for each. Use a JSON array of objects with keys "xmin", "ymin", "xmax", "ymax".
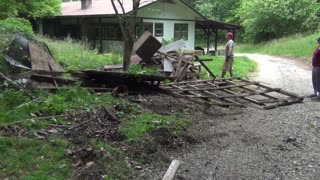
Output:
[
  {"xmin": 311, "ymin": 37, "xmax": 320, "ymax": 100},
  {"xmin": 221, "ymin": 32, "xmax": 235, "ymax": 78}
]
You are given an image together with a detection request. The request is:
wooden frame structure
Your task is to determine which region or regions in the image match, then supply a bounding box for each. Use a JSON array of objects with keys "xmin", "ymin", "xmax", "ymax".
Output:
[
  {"xmin": 196, "ymin": 20, "xmax": 242, "ymax": 55},
  {"xmin": 161, "ymin": 77, "xmax": 304, "ymax": 110}
]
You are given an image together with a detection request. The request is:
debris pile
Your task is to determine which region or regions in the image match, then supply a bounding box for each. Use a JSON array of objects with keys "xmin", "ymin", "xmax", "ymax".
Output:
[{"xmin": 132, "ymin": 31, "xmax": 210, "ymax": 81}]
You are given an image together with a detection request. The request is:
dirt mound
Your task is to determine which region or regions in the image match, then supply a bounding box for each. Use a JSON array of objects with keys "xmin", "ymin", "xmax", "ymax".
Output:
[{"xmin": 64, "ymin": 106, "xmax": 123, "ymax": 144}]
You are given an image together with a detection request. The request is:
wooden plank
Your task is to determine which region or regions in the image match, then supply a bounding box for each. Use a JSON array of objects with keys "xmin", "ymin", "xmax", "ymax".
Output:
[
  {"xmin": 206, "ymin": 82, "xmax": 266, "ymax": 106},
  {"xmin": 239, "ymin": 78, "xmax": 303, "ymax": 98},
  {"xmin": 170, "ymin": 84, "xmax": 232, "ymax": 107},
  {"xmin": 29, "ymin": 42, "xmax": 64, "ymax": 71},
  {"xmin": 168, "ymin": 82, "xmax": 259, "ymax": 92},
  {"xmin": 223, "ymin": 79, "xmax": 280, "ymax": 100},
  {"xmin": 162, "ymin": 160, "xmax": 180, "ymax": 180},
  {"xmin": 30, "ymin": 74, "xmax": 78, "ymax": 84},
  {"xmin": 35, "ymin": 87, "xmax": 114, "ymax": 92},
  {"xmin": 262, "ymin": 99, "xmax": 303, "ymax": 110},
  {"xmin": 198, "ymin": 59, "xmax": 216, "ymax": 80},
  {"xmin": 103, "ymin": 64, "xmax": 123, "ymax": 70},
  {"xmin": 216, "ymin": 89, "xmax": 276, "ymax": 99},
  {"xmin": 184, "ymin": 84, "xmax": 245, "ymax": 107}
]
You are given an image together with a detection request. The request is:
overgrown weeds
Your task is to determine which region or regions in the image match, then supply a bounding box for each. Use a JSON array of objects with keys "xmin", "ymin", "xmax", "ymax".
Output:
[
  {"xmin": 39, "ymin": 36, "xmax": 122, "ymax": 71},
  {"xmin": 0, "ymin": 86, "xmax": 192, "ymax": 178}
]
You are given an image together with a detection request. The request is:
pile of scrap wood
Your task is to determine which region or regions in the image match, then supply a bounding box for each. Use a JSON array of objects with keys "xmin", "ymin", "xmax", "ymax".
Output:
[
  {"xmin": 132, "ymin": 31, "xmax": 204, "ymax": 81},
  {"xmin": 2, "ymin": 35, "xmax": 67, "ymax": 89},
  {"xmin": 1, "ymin": 33, "xmax": 204, "ymax": 95},
  {"xmin": 1, "ymin": 35, "xmax": 174, "ymax": 92}
]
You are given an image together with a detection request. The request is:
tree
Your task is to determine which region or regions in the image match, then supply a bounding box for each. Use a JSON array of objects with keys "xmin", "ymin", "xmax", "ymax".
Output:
[
  {"xmin": 110, "ymin": 0, "xmax": 141, "ymax": 71},
  {"xmin": 237, "ymin": 0, "xmax": 320, "ymax": 42},
  {"xmin": 0, "ymin": 0, "xmax": 61, "ymax": 20},
  {"xmin": 194, "ymin": 0, "xmax": 240, "ymax": 22}
]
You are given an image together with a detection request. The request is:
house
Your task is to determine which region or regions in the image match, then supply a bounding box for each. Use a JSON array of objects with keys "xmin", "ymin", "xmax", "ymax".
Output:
[{"xmin": 39, "ymin": 0, "xmax": 241, "ymax": 54}]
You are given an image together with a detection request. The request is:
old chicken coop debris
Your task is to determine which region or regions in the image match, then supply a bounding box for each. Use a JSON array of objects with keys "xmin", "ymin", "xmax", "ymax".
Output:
[{"xmin": 0, "ymin": 33, "xmax": 303, "ymax": 109}]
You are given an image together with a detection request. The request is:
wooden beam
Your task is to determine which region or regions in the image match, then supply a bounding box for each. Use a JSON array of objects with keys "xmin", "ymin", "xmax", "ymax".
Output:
[
  {"xmin": 184, "ymin": 84, "xmax": 244, "ymax": 107},
  {"xmin": 206, "ymin": 82, "xmax": 266, "ymax": 106},
  {"xmin": 169, "ymin": 82, "xmax": 259, "ymax": 92},
  {"xmin": 162, "ymin": 160, "xmax": 180, "ymax": 180},
  {"xmin": 214, "ymin": 29, "xmax": 218, "ymax": 56}
]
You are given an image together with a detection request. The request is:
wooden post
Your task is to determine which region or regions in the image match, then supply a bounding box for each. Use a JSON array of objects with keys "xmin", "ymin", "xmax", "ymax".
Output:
[
  {"xmin": 162, "ymin": 160, "xmax": 180, "ymax": 180},
  {"xmin": 99, "ymin": 17, "xmax": 103, "ymax": 53},
  {"xmin": 214, "ymin": 29, "xmax": 218, "ymax": 56}
]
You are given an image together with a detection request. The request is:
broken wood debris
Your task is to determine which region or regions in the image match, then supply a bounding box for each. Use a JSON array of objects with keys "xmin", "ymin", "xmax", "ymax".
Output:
[
  {"xmin": 132, "ymin": 31, "xmax": 215, "ymax": 82},
  {"xmin": 161, "ymin": 77, "xmax": 304, "ymax": 110}
]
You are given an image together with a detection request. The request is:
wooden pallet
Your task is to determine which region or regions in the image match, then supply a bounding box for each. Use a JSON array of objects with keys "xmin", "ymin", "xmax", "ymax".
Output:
[{"xmin": 161, "ymin": 77, "xmax": 304, "ymax": 110}]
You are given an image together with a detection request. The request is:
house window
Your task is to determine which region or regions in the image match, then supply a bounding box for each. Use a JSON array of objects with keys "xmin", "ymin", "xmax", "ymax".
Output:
[
  {"xmin": 174, "ymin": 23, "xmax": 188, "ymax": 40},
  {"xmin": 96, "ymin": 25, "xmax": 119, "ymax": 40},
  {"xmin": 155, "ymin": 23, "xmax": 163, "ymax": 36}
]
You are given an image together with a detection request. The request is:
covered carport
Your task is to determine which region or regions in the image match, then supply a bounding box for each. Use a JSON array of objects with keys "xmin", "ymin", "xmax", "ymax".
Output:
[{"xmin": 196, "ymin": 19, "xmax": 242, "ymax": 55}]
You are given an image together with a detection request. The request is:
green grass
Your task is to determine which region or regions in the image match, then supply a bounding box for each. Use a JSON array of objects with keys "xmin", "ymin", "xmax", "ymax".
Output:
[
  {"xmin": 39, "ymin": 36, "xmax": 122, "ymax": 71},
  {"xmin": 237, "ymin": 32, "xmax": 320, "ymax": 58},
  {"xmin": 0, "ymin": 137, "xmax": 70, "ymax": 179},
  {"xmin": 0, "ymin": 86, "xmax": 192, "ymax": 178},
  {"xmin": 121, "ymin": 113, "xmax": 189, "ymax": 141},
  {"xmin": 199, "ymin": 55, "xmax": 258, "ymax": 79}
]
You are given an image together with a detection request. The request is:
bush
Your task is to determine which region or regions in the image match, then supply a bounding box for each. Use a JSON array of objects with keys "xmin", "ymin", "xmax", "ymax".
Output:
[
  {"xmin": 237, "ymin": 0, "xmax": 320, "ymax": 43},
  {"xmin": 0, "ymin": 18, "xmax": 34, "ymax": 74}
]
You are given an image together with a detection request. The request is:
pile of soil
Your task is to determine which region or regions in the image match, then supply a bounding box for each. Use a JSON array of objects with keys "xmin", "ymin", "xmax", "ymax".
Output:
[{"xmin": 64, "ymin": 106, "xmax": 123, "ymax": 144}]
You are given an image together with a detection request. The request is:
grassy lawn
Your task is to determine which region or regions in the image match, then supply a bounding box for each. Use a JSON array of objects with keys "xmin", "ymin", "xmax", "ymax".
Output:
[
  {"xmin": 237, "ymin": 32, "xmax": 320, "ymax": 58},
  {"xmin": 40, "ymin": 36, "xmax": 122, "ymax": 71},
  {"xmin": 0, "ymin": 137, "xmax": 70, "ymax": 179},
  {"xmin": 199, "ymin": 55, "xmax": 258, "ymax": 79}
]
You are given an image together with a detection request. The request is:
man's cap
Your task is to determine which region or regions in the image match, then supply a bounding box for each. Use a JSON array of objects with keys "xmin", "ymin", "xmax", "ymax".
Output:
[{"xmin": 226, "ymin": 32, "xmax": 233, "ymax": 38}]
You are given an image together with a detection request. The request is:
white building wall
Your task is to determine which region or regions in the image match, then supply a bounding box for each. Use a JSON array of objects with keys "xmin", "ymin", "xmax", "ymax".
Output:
[
  {"xmin": 143, "ymin": 19, "xmax": 195, "ymax": 49},
  {"xmin": 137, "ymin": 0, "xmax": 202, "ymax": 50}
]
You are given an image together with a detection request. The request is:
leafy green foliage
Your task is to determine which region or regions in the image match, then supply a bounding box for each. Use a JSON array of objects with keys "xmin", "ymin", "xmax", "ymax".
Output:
[
  {"xmin": 0, "ymin": 137, "xmax": 70, "ymax": 179},
  {"xmin": 0, "ymin": 0, "xmax": 61, "ymax": 19},
  {"xmin": 40, "ymin": 36, "xmax": 122, "ymax": 70},
  {"xmin": 236, "ymin": 0, "xmax": 320, "ymax": 42},
  {"xmin": 194, "ymin": 0, "xmax": 240, "ymax": 22},
  {"xmin": 0, "ymin": 18, "xmax": 34, "ymax": 74}
]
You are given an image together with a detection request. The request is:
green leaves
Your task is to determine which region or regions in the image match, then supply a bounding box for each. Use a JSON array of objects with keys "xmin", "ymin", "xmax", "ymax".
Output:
[
  {"xmin": 0, "ymin": 0, "xmax": 61, "ymax": 20},
  {"xmin": 236, "ymin": 0, "xmax": 320, "ymax": 42}
]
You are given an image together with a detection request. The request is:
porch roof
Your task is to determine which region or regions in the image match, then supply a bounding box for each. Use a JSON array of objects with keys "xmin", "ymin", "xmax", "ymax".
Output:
[
  {"xmin": 196, "ymin": 19, "xmax": 242, "ymax": 30},
  {"xmin": 61, "ymin": 0, "xmax": 156, "ymax": 16}
]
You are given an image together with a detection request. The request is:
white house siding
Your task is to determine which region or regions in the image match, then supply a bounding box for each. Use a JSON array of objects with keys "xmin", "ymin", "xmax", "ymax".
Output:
[
  {"xmin": 47, "ymin": 0, "xmax": 205, "ymax": 53},
  {"xmin": 138, "ymin": 0, "xmax": 203, "ymax": 50},
  {"xmin": 142, "ymin": 19, "xmax": 195, "ymax": 49}
]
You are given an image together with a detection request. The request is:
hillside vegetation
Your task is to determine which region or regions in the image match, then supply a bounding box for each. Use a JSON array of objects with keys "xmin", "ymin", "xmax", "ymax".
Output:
[{"xmin": 237, "ymin": 32, "xmax": 320, "ymax": 59}]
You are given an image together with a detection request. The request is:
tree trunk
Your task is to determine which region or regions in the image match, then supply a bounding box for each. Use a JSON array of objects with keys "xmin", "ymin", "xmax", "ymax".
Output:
[{"xmin": 123, "ymin": 41, "xmax": 132, "ymax": 71}]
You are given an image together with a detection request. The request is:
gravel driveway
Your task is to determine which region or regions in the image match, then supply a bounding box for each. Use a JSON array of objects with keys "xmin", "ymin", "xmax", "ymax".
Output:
[{"xmin": 153, "ymin": 54, "xmax": 320, "ymax": 180}]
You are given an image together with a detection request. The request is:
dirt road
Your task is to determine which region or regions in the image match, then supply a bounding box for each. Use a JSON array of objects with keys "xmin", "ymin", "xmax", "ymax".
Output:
[
  {"xmin": 241, "ymin": 54, "xmax": 313, "ymax": 96},
  {"xmin": 149, "ymin": 54, "xmax": 320, "ymax": 180}
]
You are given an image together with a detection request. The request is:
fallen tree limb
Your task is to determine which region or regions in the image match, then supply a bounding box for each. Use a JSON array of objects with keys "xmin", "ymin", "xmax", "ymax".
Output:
[
  {"xmin": 0, "ymin": 114, "xmax": 67, "ymax": 128},
  {"xmin": 0, "ymin": 72, "xmax": 36, "ymax": 100}
]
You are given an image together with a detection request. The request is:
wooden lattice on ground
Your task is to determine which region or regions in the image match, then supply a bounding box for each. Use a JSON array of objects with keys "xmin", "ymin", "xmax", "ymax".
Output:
[{"xmin": 161, "ymin": 77, "xmax": 304, "ymax": 110}]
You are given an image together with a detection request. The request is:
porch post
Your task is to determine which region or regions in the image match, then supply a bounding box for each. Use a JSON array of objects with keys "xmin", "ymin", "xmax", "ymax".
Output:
[
  {"xmin": 232, "ymin": 30, "xmax": 235, "ymax": 41},
  {"xmin": 203, "ymin": 28, "xmax": 211, "ymax": 55},
  {"xmin": 99, "ymin": 17, "xmax": 103, "ymax": 53},
  {"xmin": 214, "ymin": 29, "xmax": 218, "ymax": 56}
]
